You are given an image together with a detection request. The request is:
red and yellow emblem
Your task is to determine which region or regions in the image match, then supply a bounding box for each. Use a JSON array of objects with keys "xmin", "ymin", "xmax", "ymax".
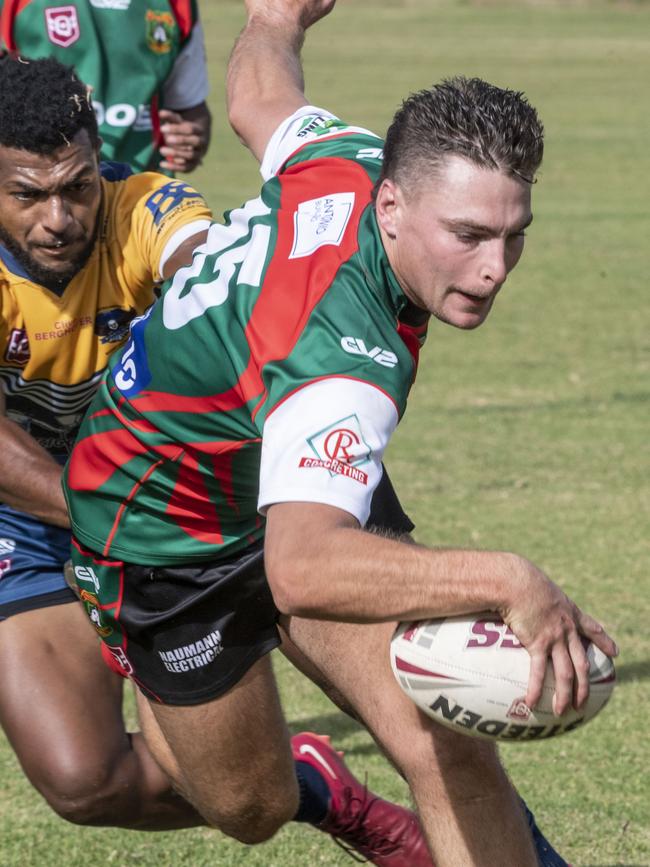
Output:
[{"xmin": 145, "ymin": 10, "xmax": 175, "ymax": 54}]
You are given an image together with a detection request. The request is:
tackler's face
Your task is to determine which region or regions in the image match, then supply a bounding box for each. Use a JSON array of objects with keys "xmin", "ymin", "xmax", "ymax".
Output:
[
  {"xmin": 0, "ymin": 129, "xmax": 102, "ymax": 288},
  {"xmin": 375, "ymin": 155, "xmax": 533, "ymax": 329}
]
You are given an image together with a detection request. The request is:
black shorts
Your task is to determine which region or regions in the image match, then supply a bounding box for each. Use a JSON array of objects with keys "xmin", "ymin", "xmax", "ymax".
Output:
[
  {"xmin": 70, "ymin": 537, "xmax": 279, "ymax": 706},
  {"xmin": 69, "ymin": 467, "xmax": 413, "ymax": 706}
]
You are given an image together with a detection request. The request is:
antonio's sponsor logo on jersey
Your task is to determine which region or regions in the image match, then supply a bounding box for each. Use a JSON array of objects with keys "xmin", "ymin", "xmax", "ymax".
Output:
[
  {"xmin": 45, "ymin": 5, "xmax": 80, "ymax": 48},
  {"xmin": 5, "ymin": 328, "xmax": 29, "ymax": 364},
  {"xmin": 146, "ymin": 10, "xmax": 175, "ymax": 54},
  {"xmin": 158, "ymin": 630, "xmax": 223, "ymax": 673},
  {"xmin": 0, "ymin": 559, "xmax": 12, "ymax": 580},
  {"xmin": 299, "ymin": 414, "xmax": 371, "ymax": 484},
  {"xmin": 341, "ymin": 336, "xmax": 398, "ymax": 368},
  {"xmin": 94, "ymin": 307, "xmax": 136, "ymax": 344},
  {"xmin": 289, "ymin": 192, "xmax": 355, "ymax": 259}
]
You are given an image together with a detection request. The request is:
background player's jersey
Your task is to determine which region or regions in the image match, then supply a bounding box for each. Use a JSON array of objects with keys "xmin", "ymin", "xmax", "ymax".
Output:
[
  {"xmin": 0, "ymin": 165, "xmax": 211, "ymax": 463},
  {"xmin": 0, "ymin": 0, "xmax": 207, "ymax": 171},
  {"xmin": 64, "ymin": 108, "xmax": 427, "ymax": 566}
]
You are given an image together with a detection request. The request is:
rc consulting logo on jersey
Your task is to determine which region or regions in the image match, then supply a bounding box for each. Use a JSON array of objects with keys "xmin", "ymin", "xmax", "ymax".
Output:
[{"xmin": 299, "ymin": 414, "xmax": 371, "ymax": 485}]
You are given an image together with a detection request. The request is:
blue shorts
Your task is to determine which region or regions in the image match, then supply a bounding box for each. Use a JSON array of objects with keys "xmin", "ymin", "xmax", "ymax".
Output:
[{"xmin": 0, "ymin": 504, "xmax": 76, "ymax": 620}]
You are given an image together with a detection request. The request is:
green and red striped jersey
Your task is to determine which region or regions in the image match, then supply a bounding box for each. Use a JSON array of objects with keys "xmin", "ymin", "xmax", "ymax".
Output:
[{"xmin": 63, "ymin": 108, "xmax": 428, "ymax": 565}]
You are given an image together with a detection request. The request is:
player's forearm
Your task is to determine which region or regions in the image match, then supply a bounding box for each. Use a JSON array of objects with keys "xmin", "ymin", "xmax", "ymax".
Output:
[
  {"xmin": 227, "ymin": 12, "xmax": 307, "ymax": 161},
  {"xmin": 266, "ymin": 517, "xmax": 522, "ymax": 623},
  {"xmin": 0, "ymin": 417, "xmax": 70, "ymax": 527}
]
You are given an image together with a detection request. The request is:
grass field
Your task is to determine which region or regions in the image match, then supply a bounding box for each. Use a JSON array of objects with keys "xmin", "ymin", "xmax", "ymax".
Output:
[{"xmin": 1, "ymin": 1, "xmax": 649, "ymax": 864}]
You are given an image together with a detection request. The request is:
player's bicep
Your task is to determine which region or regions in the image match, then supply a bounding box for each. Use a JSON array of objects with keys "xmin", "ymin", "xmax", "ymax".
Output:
[
  {"xmin": 259, "ymin": 106, "xmax": 378, "ymax": 180},
  {"xmin": 258, "ymin": 378, "xmax": 399, "ymax": 527},
  {"xmin": 160, "ymin": 228, "xmax": 210, "ymax": 280}
]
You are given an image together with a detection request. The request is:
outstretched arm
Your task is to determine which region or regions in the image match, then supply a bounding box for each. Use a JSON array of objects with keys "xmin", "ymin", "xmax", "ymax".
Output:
[
  {"xmin": 265, "ymin": 501, "xmax": 618, "ymax": 715},
  {"xmin": 227, "ymin": 0, "xmax": 336, "ymax": 163}
]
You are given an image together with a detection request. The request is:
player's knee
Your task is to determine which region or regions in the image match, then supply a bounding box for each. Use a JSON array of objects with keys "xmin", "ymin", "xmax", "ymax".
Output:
[
  {"xmin": 35, "ymin": 756, "xmax": 127, "ymax": 825},
  {"xmin": 207, "ymin": 789, "xmax": 299, "ymax": 844}
]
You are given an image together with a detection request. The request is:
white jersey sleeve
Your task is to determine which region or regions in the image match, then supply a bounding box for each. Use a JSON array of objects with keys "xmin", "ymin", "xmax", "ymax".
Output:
[
  {"xmin": 162, "ymin": 21, "xmax": 210, "ymax": 110},
  {"xmin": 258, "ymin": 378, "xmax": 399, "ymax": 526},
  {"xmin": 259, "ymin": 106, "xmax": 381, "ymax": 181}
]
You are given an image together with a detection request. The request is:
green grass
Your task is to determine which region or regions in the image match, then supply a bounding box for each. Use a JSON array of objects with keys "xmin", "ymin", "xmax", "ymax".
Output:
[{"xmin": 1, "ymin": 1, "xmax": 649, "ymax": 864}]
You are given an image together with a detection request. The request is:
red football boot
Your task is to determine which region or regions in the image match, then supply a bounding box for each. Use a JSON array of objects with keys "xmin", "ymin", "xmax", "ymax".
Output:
[{"xmin": 291, "ymin": 732, "xmax": 434, "ymax": 866}]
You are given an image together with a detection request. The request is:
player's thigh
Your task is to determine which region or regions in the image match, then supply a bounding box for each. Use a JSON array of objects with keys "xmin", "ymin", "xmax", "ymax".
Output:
[
  {"xmin": 280, "ymin": 616, "xmax": 499, "ymax": 781},
  {"xmin": 147, "ymin": 652, "xmax": 298, "ymax": 824},
  {"xmin": 0, "ymin": 601, "xmax": 126, "ymax": 790}
]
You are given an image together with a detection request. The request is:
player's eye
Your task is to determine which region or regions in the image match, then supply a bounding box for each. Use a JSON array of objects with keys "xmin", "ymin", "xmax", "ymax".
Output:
[
  {"xmin": 455, "ymin": 232, "xmax": 482, "ymax": 245},
  {"xmin": 12, "ymin": 190, "xmax": 39, "ymax": 201}
]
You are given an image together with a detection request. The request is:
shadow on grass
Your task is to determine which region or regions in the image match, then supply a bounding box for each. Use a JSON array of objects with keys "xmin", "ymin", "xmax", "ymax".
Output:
[
  {"xmin": 287, "ymin": 711, "xmax": 379, "ymax": 755},
  {"xmin": 614, "ymin": 659, "xmax": 650, "ymax": 683}
]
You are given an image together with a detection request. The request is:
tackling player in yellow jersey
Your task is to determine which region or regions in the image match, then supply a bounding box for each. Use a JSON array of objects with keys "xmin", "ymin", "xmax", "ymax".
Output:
[{"xmin": 0, "ymin": 54, "xmax": 211, "ymax": 829}]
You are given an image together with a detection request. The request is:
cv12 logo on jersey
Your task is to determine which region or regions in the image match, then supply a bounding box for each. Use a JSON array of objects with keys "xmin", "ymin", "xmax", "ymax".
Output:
[
  {"xmin": 341, "ymin": 336, "xmax": 398, "ymax": 368},
  {"xmin": 299, "ymin": 414, "xmax": 371, "ymax": 485},
  {"xmin": 45, "ymin": 6, "xmax": 80, "ymax": 47}
]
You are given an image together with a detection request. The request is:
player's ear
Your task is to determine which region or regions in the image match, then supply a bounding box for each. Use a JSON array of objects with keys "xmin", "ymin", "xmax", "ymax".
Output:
[
  {"xmin": 374, "ymin": 178, "xmax": 401, "ymax": 239},
  {"xmin": 95, "ymin": 137, "xmax": 104, "ymax": 161}
]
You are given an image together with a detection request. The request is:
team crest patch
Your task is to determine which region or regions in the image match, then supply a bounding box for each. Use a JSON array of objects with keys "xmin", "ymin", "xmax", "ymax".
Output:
[
  {"xmin": 4, "ymin": 328, "xmax": 30, "ymax": 364},
  {"xmin": 79, "ymin": 589, "xmax": 113, "ymax": 638},
  {"xmin": 45, "ymin": 6, "xmax": 80, "ymax": 47},
  {"xmin": 94, "ymin": 306, "xmax": 136, "ymax": 343},
  {"xmin": 145, "ymin": 10, "xmax": 175, "ymax": 53},
  {"xmin": 299, "ymin": 414, "xmax": 371, "ymax": 485}
]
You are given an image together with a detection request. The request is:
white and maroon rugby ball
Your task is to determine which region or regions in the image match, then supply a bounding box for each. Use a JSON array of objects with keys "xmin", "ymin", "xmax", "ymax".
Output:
[{"xmin": 390, "ymin": 614, "xmax": 615, "ymax": 742}]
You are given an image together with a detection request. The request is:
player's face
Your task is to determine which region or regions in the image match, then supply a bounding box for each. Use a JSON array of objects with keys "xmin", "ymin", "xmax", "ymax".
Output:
[
  {"xmin": 376, "ymin": 156, "xmax": 533, "ymax": 329},
  {"xmin": 0, "ymin": 130, "xmax": 102, "ymax": 290}
]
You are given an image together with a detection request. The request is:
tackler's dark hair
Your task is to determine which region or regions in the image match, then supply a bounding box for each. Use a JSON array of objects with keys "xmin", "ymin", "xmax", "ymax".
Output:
[{"xmin": 0, "ymin": 54, "xmax": 99, "ymax": 154}]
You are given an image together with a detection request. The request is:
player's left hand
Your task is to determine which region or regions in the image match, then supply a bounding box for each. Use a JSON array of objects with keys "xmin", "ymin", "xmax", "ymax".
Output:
[{"xmin": 158, "ymin": 108, "xmax": 209, "ymax": 173}]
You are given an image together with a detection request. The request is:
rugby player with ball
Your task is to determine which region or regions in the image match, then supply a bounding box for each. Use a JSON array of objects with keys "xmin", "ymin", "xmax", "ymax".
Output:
[{"xmin": 63, "ymin": 1, "xmax": 617, "ymax": 864}]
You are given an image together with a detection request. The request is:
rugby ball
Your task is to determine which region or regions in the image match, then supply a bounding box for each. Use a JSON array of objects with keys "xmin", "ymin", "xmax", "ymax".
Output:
[{"xmin": 390, "ymin": 614, "xmax": 615, "ymax": 742}]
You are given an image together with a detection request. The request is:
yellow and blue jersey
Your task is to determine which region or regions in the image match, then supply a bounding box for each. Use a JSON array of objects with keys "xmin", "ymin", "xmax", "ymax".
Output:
[{"xmin": 0, "ymin": 162, "xmax": 212, "ymax": 462}]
